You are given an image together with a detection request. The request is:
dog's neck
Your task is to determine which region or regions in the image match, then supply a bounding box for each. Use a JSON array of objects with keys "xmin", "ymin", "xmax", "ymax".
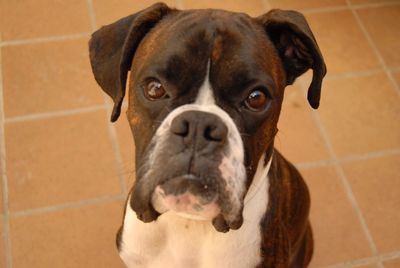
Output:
[
  {"xmin": 119, "ymin": 151, "xmax": 273, "ymax": 267},
  {"xmin": 245, "ymin": 151, "xmax": 273, "ymax": 205}
]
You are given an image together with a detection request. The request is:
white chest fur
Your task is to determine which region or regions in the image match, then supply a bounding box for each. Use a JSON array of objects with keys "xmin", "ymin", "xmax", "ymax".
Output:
[{"xmin": 119, "ymin": 157, "xmax": 271, "ymax": 268}]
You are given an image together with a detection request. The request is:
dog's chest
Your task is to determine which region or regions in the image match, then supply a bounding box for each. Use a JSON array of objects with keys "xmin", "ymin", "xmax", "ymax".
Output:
[{"xmin": 119, "ymin": 175, "xmax": 269, "ymax": 268}]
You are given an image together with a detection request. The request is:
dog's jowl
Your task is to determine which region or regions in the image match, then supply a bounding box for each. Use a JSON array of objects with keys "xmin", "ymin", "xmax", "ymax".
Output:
[{"xmin": 89, "ymin": 2, "xmax": 326, "ymax": 268}]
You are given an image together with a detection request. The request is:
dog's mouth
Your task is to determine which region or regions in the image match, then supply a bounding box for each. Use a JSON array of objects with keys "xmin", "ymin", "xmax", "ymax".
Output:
[
  {"xmin": 151, "ymin": 174, "xmax": 221, "ymax": 221},
  {"xmin": 131, "ymin": 162, "xmax": 246, "ymax": 232}
]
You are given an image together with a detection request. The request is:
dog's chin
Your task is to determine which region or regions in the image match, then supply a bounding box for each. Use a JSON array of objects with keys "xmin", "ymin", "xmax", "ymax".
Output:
[{"xmin": 131, "ymin": 169, "xmax": 246, "ymax": 232}]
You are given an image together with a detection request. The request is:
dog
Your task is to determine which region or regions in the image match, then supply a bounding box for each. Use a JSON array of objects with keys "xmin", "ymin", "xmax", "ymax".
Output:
[{"xmin": 89, "ymin": 2, "xmax": 326, "ymax": 267}]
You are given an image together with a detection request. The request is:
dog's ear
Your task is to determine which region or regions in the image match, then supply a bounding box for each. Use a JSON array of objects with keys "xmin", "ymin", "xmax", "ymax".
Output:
[
  {"xmin": 256, "ymin": 9, "xmax": 327, "ymax": 109},
  {"xmin": 89, "ymin": 3, "xmax": 173, "ymax": 122}
]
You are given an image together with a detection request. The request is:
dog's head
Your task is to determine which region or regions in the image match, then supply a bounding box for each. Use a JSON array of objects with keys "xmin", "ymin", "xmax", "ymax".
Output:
[{"xmin": 89, "ymin": 2, "xmax": 326, "ymax": 232}]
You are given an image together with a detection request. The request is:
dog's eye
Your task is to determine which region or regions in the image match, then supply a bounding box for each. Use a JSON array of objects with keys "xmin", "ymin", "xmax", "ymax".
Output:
[
  {"xmin": 244, "ymin": 90, "xmax": 269, "ymax": 112},
  {"xmin": 143, "ymin": 79, "xmax": 168, "ymax": 100}
]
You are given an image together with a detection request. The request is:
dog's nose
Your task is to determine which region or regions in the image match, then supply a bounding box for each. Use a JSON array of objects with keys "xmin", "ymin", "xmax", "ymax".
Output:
[{"xmin": 170, "ymin": 111, "xmax": 228, "ymax": 146}]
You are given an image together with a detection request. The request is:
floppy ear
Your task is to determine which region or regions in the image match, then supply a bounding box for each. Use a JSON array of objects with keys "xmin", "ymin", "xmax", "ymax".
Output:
[
  {"xmin": 89, "ymin": 3, "xmax": 173, "ymax": 122},
  {"xmin": 256, "ymin": 9, "xmax": 327, "ymax": 109}
]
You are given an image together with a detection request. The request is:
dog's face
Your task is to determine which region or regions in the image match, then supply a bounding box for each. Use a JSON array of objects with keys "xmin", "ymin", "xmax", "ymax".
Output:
[
  {"xmin": 126, "ymin": 9, "xmax": 287, "ymax": 231},
  {"xmin": 89, "ymin": 3, "xmax": 326, "ymax": 232}
]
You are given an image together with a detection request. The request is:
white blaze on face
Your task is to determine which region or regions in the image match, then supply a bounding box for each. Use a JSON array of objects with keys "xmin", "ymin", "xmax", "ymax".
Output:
[{"xmin": 149, "ymin": 61, "xmax": 246, "ymax": 220}]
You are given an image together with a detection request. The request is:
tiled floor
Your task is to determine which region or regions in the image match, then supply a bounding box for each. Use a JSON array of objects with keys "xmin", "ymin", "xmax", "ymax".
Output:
[{"xmin": 0, "ymin": 0, "xmax": 399, "ymax": 267}]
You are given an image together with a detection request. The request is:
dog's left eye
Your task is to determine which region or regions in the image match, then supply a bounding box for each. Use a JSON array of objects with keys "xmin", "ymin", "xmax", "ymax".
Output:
[
  {"xmin": 143, "ymin": 79, "xmax": 168, "ymax": 100},
  {"xmin": 244, "ymin": 89, "xmax": 270, "ymax": 112}
]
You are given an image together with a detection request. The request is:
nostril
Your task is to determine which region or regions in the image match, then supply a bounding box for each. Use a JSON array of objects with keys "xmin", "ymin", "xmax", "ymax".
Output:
[
  {"xmin": 204, "ymin": 126, "xmax": 216, "ymax": 141},
  {"xmin": 204, "ymin": 124, "xmax": 227, "ymax": 142},
  {"xmin": 171, "ymin": 118, "xmax": 189, "ymax": 137}
]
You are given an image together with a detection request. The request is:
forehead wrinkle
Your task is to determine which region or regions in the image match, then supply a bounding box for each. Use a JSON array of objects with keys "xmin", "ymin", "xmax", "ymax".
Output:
[{"xmin": 211, "ymin": 34, "xmax": 223, "ymax": 62}]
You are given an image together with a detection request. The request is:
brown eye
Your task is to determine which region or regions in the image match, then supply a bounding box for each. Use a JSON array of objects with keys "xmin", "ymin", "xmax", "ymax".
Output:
[
  {"xmin": 244, "ymin": 90, "xmax": 269, "ymax": 112},
  {"xmin": 143, "ymin": 80, "xmax": 167, "ymax": 100}
]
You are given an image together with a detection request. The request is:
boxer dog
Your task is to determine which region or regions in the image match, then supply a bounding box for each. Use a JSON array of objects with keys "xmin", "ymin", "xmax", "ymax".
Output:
[{"xmin": 89, "ymin": 2, "xmax": 326, "ymax": 267}]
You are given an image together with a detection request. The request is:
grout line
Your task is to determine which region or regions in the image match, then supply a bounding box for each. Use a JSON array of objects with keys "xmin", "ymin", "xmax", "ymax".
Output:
[
  {"xmin": 298, "ymin": 80, "xmax": 380, "ymax": 257},
  {"xmin": 0, "ymin": 33, "xmax": 90, "ymax": 47},
  {"xmin": 335, "ymin": 165, "xmax": 380, "ymax": 257},
  {"xmin": 295, "ymin": 0, "xmax": 399, "ymax": 15},
  {"xmin": 339, "ymin": 148, "xmax": 400, "ymax": 163},
  {"xmin": 297, "ymin": 67, "xmax": 398, "ymax": 83},
  {"xmin": 347, "ymin": 0, "xmax": 400, "ymax": 97},
  {"xmin": 300, "ymin": 5, "xmax": 349, "ymax": 14},
  {"xmin": 296, "ymin": 148, "xmax": 400, "ymax": 170},
  {"xmin": 352, "ymin": 1, "xmax": 400, "ymax": 10},
  {"xmin": 86, "ymin": 0, "xmax": 128, "ymax": 196},
  {"xmin": 4, "ymin": 105, "xmax": 106, "ymax": 123},
  {"xmin": 324, "ymin": 69, "xmax": 384, "ymax": 81},
  {"xmin": 0, "ymin": 34, "xmax": 13, "ymax": 268},
  {"xmin": 85, "ymin": 0, "xmax": 97, "ymax": 30},
  {"xmin": 323, "ymin": 250, "xmax": 400, "ymax": 268},
  {"xmin": 102, "ymin": 97, "xmax": 129, "ymax": 195},
  {"xmin": 10, "ymin": 194, "xmax": 125, "ymax": 218}
]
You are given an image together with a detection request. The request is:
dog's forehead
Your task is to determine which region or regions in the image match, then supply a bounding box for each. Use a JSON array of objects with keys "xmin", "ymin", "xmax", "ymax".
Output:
[{"xmin": 132, "ymin": 9, "xmax": 283, "ymax": 93}]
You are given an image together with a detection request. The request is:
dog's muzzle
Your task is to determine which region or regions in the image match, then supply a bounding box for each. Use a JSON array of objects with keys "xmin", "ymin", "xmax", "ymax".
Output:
[
  {"xmin": 151, "ymin": 111, "xmax": 227, "ymax": 220},
  {"xmin": 131, "ymin": 108, "xmax": 246, "ymax": 232}
]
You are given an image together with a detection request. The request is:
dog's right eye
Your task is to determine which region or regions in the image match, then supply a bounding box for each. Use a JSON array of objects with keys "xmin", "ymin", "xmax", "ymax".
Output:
[{"xmin": 143, "ymin": 79, "xmax": 168, "ymax": 100}]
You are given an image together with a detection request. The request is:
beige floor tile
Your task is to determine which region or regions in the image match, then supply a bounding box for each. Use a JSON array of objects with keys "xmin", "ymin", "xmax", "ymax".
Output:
[
  {"xmin": 304, "ymin": 10, "xmax": 380, "ymax": 75},
  {"xmin": 92, "ymin": 0, "xmax": 177, "ymax": 27},
  {"xmin": 356, "ymin": 264, "xmax": 379, "ymax": 268},
  {"xmin": 275, "ymin": 85, "xmax": 330, "ymax": 164},
  {"xmin": 114, "ymin": 115, "xmax": 136, "ymax": 190},
  {"xmin": 302, "ymin": 166, "xmax": 373, "ymax": 267},
  {"xmin": 0, "ymin": 0, "xmax": 91, "ymax": 41},
  {"xmin": 0, "ymin": 221, "xmax": 5, "ymax": 268},
  {"xmin": 0, "ymin": 163, "xmax": 3, "ymax": 215},
  {"xmin": 269, "ymin": 0, "xmax": 347, "ymax": 10},
  {"xmin": 181, "ymin": 0, "xmax": 267, "ymax": 16},
  {"xmin": 357, "ymin": 5, "xmax": 400, "ymax": 69},
  {"xmin": 10, "ymin": 200, "xmax": 125, "ymax": 268},
  {"xmin": 2, "ymin": 39, "xmax": 104, "ymax": 118},
  {"xmin": 384, "ymin": 257, "xmax": 400, "ymax": 268},
  {"xmin": 6, "ymin": 111, "xmax": 121, "ymax": 212},
  {"xmin": 318, "ymin": 74, "xmax": 400, "ymax": 157},
  {"xmin": 343, "ymin": 155, "xmax": 400, "ymax": 253},
  {"xmin": 393, "ymin": 71, "xmax": 400, "ymax": 87},
  {"xmin": 350, "ymin": 0, "xmax": 396, "ymax": 4}
]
